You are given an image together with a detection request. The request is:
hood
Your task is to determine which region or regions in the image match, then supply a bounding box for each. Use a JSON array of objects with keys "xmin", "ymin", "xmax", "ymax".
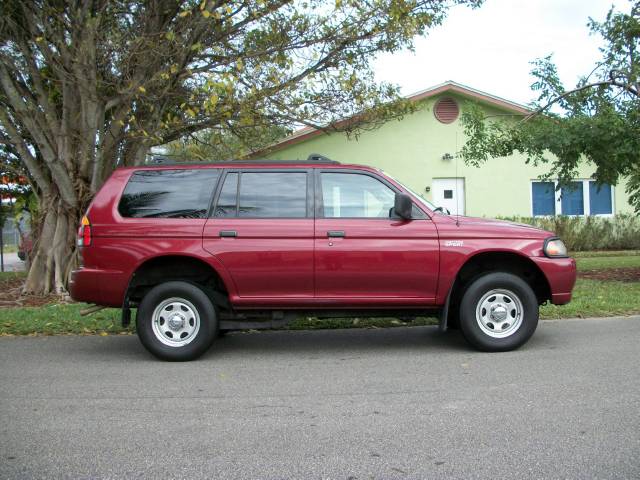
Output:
[
  {"xmin": 454, "ymin": 216, "xmax": 540, "ymax": 229},
  {"xmin": 434, "ymin": 215, "xmax": 554, "ymax": 238}
]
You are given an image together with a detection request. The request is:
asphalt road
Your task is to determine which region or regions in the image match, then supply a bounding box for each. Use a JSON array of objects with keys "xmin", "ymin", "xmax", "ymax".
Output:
[{"xmin": 1, "ymin": 317, "xmax": 639, "ymax": 480}]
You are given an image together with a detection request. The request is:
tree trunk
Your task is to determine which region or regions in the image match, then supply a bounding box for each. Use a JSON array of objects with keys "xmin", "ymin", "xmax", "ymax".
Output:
[{"xmin": 22, "ymin": 196, "xmax": 79, "ymax": 295}]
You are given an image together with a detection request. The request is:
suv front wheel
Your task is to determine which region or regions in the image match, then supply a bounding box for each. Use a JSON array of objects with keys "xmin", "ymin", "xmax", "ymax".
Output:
[
  {"xmin": 137, "ymin": 281, "xmax": 218, "ymax": 361},
  {"xmin": 459, "ymin": 272, "xmax": 539, "ymax": 352}
]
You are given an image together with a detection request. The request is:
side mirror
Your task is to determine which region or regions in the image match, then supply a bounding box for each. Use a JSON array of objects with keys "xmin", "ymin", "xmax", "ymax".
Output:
[{"xmin": 393, "ymin": 192, "xmax": 412, "ymax": 220}]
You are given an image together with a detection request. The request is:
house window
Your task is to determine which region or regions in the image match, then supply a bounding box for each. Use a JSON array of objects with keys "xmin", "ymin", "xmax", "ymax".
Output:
[
  {"xmin": 560, "ymin": 182, "xmax": 584, "ymax": 215},
  {"xmin": 531, "ymin": 180, "xmax": 613, "ymax": 216},
  {"xmin": 589, "ymin": 182, "xmax": 612, "ymax": 215},
  {"xmin": 532, "ymin": 182, "xmax": 555, "ymax": 216}
]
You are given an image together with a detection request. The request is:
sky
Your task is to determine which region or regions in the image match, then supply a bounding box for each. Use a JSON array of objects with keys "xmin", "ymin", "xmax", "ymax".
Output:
[{"xmin": 374, "ymin": 0, "xmax": 631, "ymax": 106}]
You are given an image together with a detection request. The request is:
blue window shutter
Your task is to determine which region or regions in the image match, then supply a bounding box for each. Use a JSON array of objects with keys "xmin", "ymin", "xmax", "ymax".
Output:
[
  {"xmin": 589, "ymin": 182, "xmax": 612, "ymax": 214},
  {"xmin": 561, "ymin": 182, "xmax": 584, "ymax": 215},
  {"xmin": 532, "ymin": 182, "xmax": 555, "ymax": 216}
]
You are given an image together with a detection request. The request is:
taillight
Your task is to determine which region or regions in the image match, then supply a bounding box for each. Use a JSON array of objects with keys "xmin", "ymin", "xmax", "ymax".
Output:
[{"xmin": 77, "ymin": 215, "xmax": 92, "ymax": 246}]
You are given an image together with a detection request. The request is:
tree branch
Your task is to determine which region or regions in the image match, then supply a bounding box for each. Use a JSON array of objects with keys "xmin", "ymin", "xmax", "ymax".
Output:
[{"xmin": 524, "ymin": 81, "xmax": 623, "ymax": 120}]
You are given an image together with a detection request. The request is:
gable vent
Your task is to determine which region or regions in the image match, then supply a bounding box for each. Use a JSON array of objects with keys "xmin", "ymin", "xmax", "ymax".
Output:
[{"xmin": 434, "ymin": 97, "xmax": 459, "ymax": 124}]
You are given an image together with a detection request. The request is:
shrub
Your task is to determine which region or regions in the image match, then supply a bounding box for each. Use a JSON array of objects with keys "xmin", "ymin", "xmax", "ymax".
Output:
[{"xmin": 497, "ymin": 215, "xmax": 640, "ymax": 251}]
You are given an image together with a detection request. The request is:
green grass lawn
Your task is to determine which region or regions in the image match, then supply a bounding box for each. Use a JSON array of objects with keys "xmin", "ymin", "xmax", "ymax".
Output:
[
  {"xmin": 1, "ymin": 304, "xmax": 127, "ymax": 336},
  {"xmin": 572, "ymin": 250, "xmax": 640, "ymax": 258},
  {"xmin": 540, "ymin": 278, "xmax": 640, "ymax": 319},
  {"xmin": 0, "ymin": 271, "xmax": 26, "ymax": 281},
  {"xmin": 1, "ymin": 253, "xmax": 639, "ymax": 336},
  {"xmin": 575, "ymin": 255, "xmax": 640, "ymax": 271}
]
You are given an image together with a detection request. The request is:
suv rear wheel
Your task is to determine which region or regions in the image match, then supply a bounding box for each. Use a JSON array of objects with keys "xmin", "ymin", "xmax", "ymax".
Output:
[
  {"xmin": 459, "ymin": 272, "xmax": 538, "ymax": 352},
  {"xmin": 137, "ymin": 281, "xmax": 217, "ymax": 361}
]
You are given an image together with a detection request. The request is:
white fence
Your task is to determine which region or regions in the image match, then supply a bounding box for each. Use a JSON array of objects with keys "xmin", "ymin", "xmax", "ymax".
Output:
[{"xmin": 2, "ymin": 218, "xmax": 19, "ymax": 248}]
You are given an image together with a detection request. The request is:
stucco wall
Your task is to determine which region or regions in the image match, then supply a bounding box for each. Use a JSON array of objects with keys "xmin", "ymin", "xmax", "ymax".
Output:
[{"xmin": 264, "ymin": 93, "xmax": 634, "ymax": 217}]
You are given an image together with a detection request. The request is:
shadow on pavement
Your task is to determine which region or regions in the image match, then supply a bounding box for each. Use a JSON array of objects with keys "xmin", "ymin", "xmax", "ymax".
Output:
[
  {"xmin": 202, "ymin": 326, "xmax": 472, "ymax": 359},
  {"xmin": 42, "ymin": 326, "xmax": 473, "ymax": 362}
]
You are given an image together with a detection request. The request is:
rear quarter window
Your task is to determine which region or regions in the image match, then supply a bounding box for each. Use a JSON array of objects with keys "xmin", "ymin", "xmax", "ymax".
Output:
[{"xmin": 118, "ymin": 169, "xmax": 221, "ymax": 218}]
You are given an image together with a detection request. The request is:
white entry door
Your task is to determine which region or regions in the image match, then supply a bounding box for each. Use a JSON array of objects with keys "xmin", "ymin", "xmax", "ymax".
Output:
[{"xmin": 432, "ymin": 178, "xmax": 465, "ymax": 215}]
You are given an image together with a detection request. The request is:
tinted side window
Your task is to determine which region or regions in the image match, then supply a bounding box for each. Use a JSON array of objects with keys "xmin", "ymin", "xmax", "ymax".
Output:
[
  {"xmin": 321, "ymin": 173, "xmax": 395, "ymax": 218},
  {"xmin": 237, "ymin": 172, "xmax": 307, "ymax": 218},
  {"xmin": 119, "ymin": 169, "xmax": 220, "ymax": 218},
  {"xmin": 214, "ymin": 173, "xmax": 238, "ymax": 218}
]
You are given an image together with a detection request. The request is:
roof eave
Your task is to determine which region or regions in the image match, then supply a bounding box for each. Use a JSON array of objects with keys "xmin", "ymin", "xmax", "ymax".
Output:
[{"xmin": 251, "ymin": 81, "xmax": 531, "ymax": 156}]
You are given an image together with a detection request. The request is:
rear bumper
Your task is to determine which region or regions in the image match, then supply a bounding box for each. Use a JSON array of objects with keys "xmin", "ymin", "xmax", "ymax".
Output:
[
  {"xmin": 69, "ymin": 268, "xmax": 128, "ymax": 307},
  {"xmin": 531, "ymin": 256, "xmax": 577, "ymax": 305}
]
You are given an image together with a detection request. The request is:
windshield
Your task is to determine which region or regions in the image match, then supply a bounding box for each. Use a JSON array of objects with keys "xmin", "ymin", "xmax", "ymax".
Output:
[{"xmin": 381, "ymin": 171, "xmax": 444, "ymax": 213}]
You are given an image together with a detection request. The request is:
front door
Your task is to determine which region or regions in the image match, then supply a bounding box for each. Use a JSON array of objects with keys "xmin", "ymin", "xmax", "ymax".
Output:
[
  {"xmin": 203, "ymin": 169, "xmax": 314, "ymax": 305},
  {"xmin": 432, "ymin": 178, "xmax": 465, "ymax": 215},
  {"xmin": 314, "ymin": 170, "xmax": 439, "ymax": 305}
]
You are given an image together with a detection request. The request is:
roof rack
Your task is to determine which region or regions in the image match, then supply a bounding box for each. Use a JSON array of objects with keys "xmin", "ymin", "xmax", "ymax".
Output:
[
  {"xmin": 306, "ymin": 153, "xmax": 336, "ymax": 163},
  {"xmin": 145, "ymin": 154, "xmax": 340, "ymax": 165},
  {"xmin": 147, "ymin": 155, "xmax": 173, "ymax": 164}
]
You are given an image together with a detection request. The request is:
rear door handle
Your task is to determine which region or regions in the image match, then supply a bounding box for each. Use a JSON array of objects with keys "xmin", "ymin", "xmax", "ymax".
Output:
[
  {"xmin": 219, "ymin": 230, "xmax": 237, "ymax": 238},
  {"xmin": 327, "ymin": 230, "xmax": 345, "ymax": 238}
]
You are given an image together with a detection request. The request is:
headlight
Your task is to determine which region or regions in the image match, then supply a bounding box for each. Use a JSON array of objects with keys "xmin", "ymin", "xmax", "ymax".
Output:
[{"xmin": 544, "ymin": 237, "xmax": 568, "ymax": 258}]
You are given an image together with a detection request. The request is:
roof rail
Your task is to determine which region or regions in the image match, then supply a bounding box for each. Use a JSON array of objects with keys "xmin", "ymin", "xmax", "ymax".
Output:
[
  {"xmin": 141, "ymin": 154, "xmax": 340, "ymax": 166},
  {"xmin": 147, "ymin": 155, "xmax": 174, "ymax": 164},
  {"xmin": 307, "ymin": 153, "xmax": 335, "ymax": 162}
]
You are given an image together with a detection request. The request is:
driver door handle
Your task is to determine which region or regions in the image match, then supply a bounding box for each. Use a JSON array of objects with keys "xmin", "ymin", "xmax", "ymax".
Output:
[{"xmin": 327, "ymin": 230, "xmax": 345, "ymax": 238}]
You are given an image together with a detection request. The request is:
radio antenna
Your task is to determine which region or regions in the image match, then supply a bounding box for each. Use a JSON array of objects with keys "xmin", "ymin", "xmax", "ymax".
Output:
[{"xmin": 455, "ymin": 131, "xmax": 460, "ymax": 227}]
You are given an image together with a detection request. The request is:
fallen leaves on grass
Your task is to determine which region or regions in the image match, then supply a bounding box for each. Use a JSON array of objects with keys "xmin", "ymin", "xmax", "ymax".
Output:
[{"xmin": 0, "ymin": 275, "xmax": 62, "ymax": 308}]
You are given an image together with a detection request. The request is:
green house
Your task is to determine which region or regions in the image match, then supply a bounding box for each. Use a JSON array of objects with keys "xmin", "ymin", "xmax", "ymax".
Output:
[{"xmin": 255, "ymin": 81, "xmax": 634, "ymax": 218}]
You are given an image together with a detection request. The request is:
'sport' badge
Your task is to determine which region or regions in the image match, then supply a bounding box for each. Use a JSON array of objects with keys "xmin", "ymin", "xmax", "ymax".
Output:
[{"xmin": 444, "ymin": 240, "xmax": 464, "ymax": 247}]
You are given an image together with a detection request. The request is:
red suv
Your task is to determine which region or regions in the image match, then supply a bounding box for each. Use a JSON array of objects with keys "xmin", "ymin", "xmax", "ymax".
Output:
[{"xmin": 70, "ymin": 157, "xmax": 576, "ymax": 361}]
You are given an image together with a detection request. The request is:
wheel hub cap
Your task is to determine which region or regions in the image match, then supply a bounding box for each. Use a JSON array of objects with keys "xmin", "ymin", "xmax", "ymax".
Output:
[
  {"xmin": 475, "ymin": 289, "xmax": 524, "ymax": 339},
  {"xmin": 151, "ymin": 297, "xmax": 201, "ymax": 347},
  {"xmin": 490, "ymin": 304, "xmax": 508, "ymax": 322},
  {"xmin": 168, "ymin": 313, "xmax": 185, "ymax": 331}
]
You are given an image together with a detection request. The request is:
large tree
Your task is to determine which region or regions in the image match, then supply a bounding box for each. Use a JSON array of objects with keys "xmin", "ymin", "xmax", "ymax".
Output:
[
  {"xmin": 0, "ymin": 0, "xmax": 481, "ymax": 294},
  {"xmin": 461, "ymin": 2, "xmax": 640, "ymax": 212},
  {"xmin": 162, "ymin": 124, "xmax": 291, "ymax": 161}
]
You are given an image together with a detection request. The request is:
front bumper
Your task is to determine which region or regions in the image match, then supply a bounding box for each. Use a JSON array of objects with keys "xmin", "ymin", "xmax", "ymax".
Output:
[{"xmin": 531, "ymin": 256, "xmax": 577, "ymax": 305}]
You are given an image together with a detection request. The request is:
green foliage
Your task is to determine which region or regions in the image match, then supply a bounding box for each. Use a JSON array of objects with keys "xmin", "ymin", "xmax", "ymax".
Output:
[
  {"xmin": 572, "ymin": 249, "xmax": 640, "ymax": 258},
  {"xmin": 461, "ymin": 2, "xmax": 640, "ymax": 212},
  {"xmin": 11, "ymin": 192, "xmax": 37, "ymax": 223},
  {"xmin": 500, "ymin": 215, "xmax": 640, "ymax": 251},
  {"xmin": 2, "ymin": 0, "xmax": 484, "ymax": 160},
  {"xmin": 0, "ymin": 141, "xmax": 31, "ymax": 201},
  {"xmin": 0, "ymin": 202, "xmax": 9, "ymax": 227},
  {"xmin": 162, "ymin": 125, "xmax": 291, "ymax": 161}
]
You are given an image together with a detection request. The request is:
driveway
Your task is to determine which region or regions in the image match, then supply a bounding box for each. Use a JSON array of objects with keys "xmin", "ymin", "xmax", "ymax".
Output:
[
  {"xmin": 1, "ymin": 317, "xmax": 639, "ymax": 479},
  {"xmin": 0, "ymin": 252, "xmax": 25, "ymax": 272}
]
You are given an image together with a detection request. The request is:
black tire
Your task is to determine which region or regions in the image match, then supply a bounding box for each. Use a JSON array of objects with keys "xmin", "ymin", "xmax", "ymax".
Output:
[
  {"xmin": 136, "ymin": 281, "xmax": 217, "ymax": 361},
  {"xmin": 459, "ymin": 272, "xmax": 538, "ymax": 352}
]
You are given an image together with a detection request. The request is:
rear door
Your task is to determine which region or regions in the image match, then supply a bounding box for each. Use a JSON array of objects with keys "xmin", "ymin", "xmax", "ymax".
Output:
[
  {"xmin": 314, "ymin": 169, "xmax": 439, "ymax": 305},
  {"xmin": 203, "ymin": 168, "xmax": 314, "ymax": 305}
]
